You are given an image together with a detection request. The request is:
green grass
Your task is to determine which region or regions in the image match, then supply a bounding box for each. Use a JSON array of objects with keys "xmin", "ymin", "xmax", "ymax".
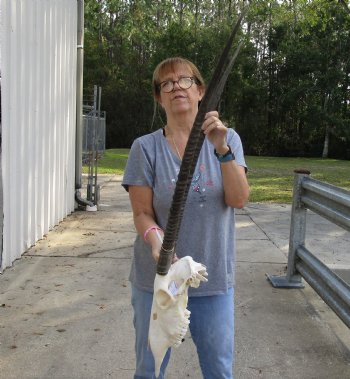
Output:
[
  {"xmin": 246, "ymin": 156, "xmax": 350, "ymax": 203},
  {"xmin": 85, "ymin": 150, "xmax": 350, "ymax": 203},
  {"xmin": 83, "ymin": 149, "xmax": 129, "ymax": 175}
]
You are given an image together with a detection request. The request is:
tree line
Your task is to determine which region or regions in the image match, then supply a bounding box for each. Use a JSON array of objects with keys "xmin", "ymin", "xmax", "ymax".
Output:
[{"xmin": 83, "ymin": 0, "xmax": 350, "ymax": 159}]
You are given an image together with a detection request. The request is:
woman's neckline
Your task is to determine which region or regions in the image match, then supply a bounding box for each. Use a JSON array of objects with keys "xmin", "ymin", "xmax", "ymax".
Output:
[{"xmin": 162, "ymin": 127, "xmax": 182, "ymax": 162}]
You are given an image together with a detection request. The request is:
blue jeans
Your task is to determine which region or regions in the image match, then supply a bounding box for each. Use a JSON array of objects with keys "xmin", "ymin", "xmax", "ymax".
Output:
[{"xmin": 131, "ymin": 286, "xmax": 234, "ymax": 379}]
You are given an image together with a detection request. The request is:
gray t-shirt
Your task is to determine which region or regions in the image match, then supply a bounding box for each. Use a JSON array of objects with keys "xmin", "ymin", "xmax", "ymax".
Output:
[{"xmin": 122, "ymin": 127, "xmax": 247, "ymax": 296}]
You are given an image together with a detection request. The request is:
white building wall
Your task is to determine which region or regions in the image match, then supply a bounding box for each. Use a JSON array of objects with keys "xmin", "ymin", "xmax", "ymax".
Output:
[{"xmin": 0, "ymin": 0, "xmax": 77, "ymax": 270}]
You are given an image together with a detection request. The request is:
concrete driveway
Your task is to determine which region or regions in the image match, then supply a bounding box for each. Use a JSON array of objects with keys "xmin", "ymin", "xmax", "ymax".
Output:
[{"xmin": 0, "ymin": 175, "xmax": 349, "ymax": 378}]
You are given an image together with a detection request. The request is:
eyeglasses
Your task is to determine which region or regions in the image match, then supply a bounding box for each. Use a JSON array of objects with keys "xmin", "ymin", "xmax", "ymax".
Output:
[{"xmin": 159, "ymin": 77, "xmax": 196, "ymax": 93}]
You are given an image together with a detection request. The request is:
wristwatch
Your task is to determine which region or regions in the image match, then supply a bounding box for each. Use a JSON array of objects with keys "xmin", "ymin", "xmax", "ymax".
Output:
[{"xmin": 214, "ymin": 145, "xmax": 235, "ymax": 163}]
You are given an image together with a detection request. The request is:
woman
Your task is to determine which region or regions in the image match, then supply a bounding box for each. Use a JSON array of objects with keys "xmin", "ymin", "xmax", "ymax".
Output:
[{"xmin": 122, "ymin": 57, "xmax": 249, "ymax": 379}]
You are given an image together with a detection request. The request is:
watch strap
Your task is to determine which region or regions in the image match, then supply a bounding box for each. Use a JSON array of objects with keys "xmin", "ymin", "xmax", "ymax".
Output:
[{"xmin": 214, "ymin": 145, "xmax": 235, "ymax": 162}]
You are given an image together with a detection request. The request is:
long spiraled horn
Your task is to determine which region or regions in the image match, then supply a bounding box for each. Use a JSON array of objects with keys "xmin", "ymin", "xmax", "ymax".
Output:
[{"xmin": 157, "ymin": 9, "xmax": 248, "ymax": 275}]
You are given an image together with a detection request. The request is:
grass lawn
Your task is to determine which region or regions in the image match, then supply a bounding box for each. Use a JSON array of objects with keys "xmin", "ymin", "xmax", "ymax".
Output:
[
  {"xmin": 83, "ymin": 149, "xmax": 129, "ymax": 175},
  {"xmin": 84, "ymin": 149, "xmax": 350, "ymax": 203},
  {"xmin": 245, "ymin": 156, "xmax": 350, "ymax": 203}
]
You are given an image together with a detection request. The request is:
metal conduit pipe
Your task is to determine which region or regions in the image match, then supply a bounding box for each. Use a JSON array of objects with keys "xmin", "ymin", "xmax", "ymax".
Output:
[{"xmin": 75, "ymin": 0, "xmax": 94, "ymax": 208}]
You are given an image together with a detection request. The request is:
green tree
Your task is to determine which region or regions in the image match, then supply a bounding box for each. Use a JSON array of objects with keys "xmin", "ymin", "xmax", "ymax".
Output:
[{"xmin": 82, "ymin": 0, "xmax": 350, "ymax": 158}]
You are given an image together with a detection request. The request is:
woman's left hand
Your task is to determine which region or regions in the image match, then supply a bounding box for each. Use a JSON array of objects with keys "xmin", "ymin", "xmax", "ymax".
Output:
[{"xmin": 201, "ymin": 111, "xmax": 228, "ymax": 152}]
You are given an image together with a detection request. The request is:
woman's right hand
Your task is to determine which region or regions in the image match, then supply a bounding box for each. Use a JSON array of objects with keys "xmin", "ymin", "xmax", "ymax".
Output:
[
  {"xmin": 152, "ymin": 242, "xmax": 179, "ymax": 264},
  {"xmin": 150, "ymin": 231, "xmax": 163, "ymax": 262}
]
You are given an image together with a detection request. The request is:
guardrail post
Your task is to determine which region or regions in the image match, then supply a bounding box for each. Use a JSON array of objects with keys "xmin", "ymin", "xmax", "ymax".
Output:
[{"xmin": 267, "ymin": 169, "xmax": 310, "ymax": 288}]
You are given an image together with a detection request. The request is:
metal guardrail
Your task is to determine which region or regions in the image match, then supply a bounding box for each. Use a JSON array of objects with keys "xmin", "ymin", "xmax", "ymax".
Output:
[{"xmin": 267, "ymin": 169, "xmax": 350, "ymax": 328}]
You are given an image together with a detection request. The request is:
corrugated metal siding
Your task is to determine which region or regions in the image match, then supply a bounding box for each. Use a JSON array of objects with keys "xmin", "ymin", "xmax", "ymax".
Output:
[{"xmin": 1, "ymin": 0, "xmax": 77, "ymax": 270}]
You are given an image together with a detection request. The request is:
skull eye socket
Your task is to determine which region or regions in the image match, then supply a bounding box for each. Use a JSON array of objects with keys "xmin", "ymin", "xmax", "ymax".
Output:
[{"xmin": 156, "ymin": 289, "xmax": 175, "ymax": 309}]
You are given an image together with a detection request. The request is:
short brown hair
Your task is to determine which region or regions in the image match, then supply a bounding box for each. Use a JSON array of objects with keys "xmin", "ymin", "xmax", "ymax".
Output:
[{"xmin": 152, "ymin": 57, "xmax": 206, "ymax": 100}]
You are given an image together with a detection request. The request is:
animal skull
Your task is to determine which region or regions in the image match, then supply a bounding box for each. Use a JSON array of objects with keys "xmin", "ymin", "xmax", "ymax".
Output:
[{"xmin": 149, "ymin": 256, "xmax": 208, "ymax": 377}]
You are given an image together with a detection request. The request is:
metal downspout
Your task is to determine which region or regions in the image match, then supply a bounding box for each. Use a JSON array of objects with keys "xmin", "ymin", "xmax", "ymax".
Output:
[
  {"xmin": 0, "ymin": 140, "xmax": 2, "ymax": 271},
  {"xmin": 0, "ymin": 80, "xmax": 3, "ymax": 270},
  {"xmin": 75, "ymin": 0, "xmax": 94, "ymax": 209}
]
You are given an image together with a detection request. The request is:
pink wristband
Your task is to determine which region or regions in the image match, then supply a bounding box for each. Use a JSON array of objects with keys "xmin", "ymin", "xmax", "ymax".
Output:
[{"xmin": 144, "ymin": 226, "xmax": 162, "ymax": 242}]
